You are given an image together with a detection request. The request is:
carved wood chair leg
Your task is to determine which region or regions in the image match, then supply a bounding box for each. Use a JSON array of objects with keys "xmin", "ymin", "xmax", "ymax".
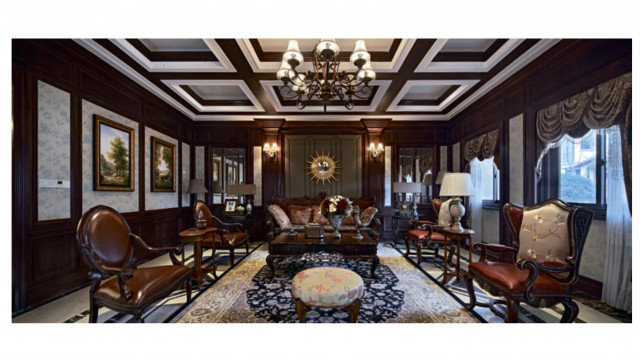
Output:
[
  {"xmin": 464, "ymin": 275, "xmax": 477, "ymax": 310},
  {"xmin": 560, "ymin": 300, "xmax": 580, "ymax": 323},
  {"xmin": 294, "ymin": 298, "xmax": 307, "ymax": 323},
  {"xmin": 506, "ymin": 298, "xmax": 520, "ymax": 323},
  {"xmin": 346, "ymin": 299, "xmax": 362, "ymax": 323},
  {"xmin": 229, "ymin": 249, "xmax": 235, "ymax": 266},
  {"xmin": 416, "ymin": 242, "xmax": 423, "ymax": 264},
  {"xmin": 133, "ymin": 311, "xmax": 144, "ymax": 323},
  {"xmin": 89, "ymin": 296, "xmax": 98, "ymax": 323},
  {"xmin": 403, "ymin": 236, "xmax": 411, "ymax": 258},
  {"xmin": 245, "ymin": 240, "xmax": 249, "ymax": 254},
  {"xmin": 185, "ymin": 279, "xmax": 192, "ymax": 302}
]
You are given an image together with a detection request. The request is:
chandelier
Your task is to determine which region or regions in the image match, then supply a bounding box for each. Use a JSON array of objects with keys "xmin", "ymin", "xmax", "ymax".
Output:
[{"xmin": 277, "ymin": 39, "xmax": 376, "ymax": 112}]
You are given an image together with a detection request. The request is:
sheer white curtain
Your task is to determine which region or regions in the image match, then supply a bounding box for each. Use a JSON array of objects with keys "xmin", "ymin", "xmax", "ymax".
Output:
[
  {"xmin": 602, "ymin": 126, "xmax": 632, "ymax": 311},
  {"xmin": 469, "ymin": 159, "xmax": 483, "ymax": 241}
]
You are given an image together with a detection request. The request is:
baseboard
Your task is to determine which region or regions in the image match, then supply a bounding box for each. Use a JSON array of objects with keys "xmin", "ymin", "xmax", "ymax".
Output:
[{"xmin": 575, "ymin": 275, "xmax": 603, "ymax": 299}]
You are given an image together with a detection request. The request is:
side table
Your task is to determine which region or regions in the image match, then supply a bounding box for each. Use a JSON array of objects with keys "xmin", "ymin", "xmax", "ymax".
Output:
[
  {"xmin": 179, "ymin": 227, "xmax": 219, "ymax": 290},
  {"xmin": 442, "ymin": 228, "xmax": 474, "ymax": 284}
]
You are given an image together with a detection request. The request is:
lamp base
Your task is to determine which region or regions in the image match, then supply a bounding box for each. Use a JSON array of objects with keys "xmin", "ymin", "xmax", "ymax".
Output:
[{"xmin": 448, "ymin": 197, "xmax": 466, "ymax": 232}]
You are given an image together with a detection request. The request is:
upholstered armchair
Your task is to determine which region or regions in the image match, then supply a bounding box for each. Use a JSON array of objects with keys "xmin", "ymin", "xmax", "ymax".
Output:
[
  {"xmin": 76, "ymin": 205, "xmax": 192, "ymax": 323},
  {"xmin": 464, "ymin": 198, "xmax": 593, "ymax": 323},
  {"xmin": 404, "ymin": 198, "xmax": 454, "ymax": 265},
  {"xmin": 194, "ymin": 201, "xmax": 250, "ymax": 266}
]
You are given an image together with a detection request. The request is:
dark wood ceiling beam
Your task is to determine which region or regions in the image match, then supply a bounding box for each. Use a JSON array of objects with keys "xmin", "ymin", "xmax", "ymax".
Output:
[
  {"xmin": 126, "ymin": 39, "xmax": 218, "ymax": 62},
  {"xmin": 374, "ymin": 39, "xmax": 437, "ymax": 113},
  {"xmin": 249, "ymin": 38, "xmax": 403, "ymax": 63},
  {"xmin": 93, "ymin": 39, "xmax": 201, "ymax": 115},
  {"xmin": 215, "ymin": 39, "xmax": 276, "ymax": 114}
]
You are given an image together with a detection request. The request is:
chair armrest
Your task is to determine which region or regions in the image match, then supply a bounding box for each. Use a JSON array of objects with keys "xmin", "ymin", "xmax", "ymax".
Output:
[
  {"xmin": 516, "ymin": 259, "xmax": 574, "ymax": 303},
  {"xmin": 217, "ymin": 220, "xmax": 245, "ymax": 232},
  {"xmin": 472, "ymin": 243, "xmax": 518, "ymax": 262},
  {"xmin": 129, "ymin": 234, "xmax": 183, "ymax": 265}
]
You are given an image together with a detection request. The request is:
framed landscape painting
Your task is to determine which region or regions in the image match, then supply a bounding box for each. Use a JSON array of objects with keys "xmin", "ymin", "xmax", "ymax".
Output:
[
  {"xmin": 151, "ymin": 136, "xmax": 176, "ymax": 192},
  {"xmin": 94, "ymin": 115, "xmax": 134, "ymax": 191}
]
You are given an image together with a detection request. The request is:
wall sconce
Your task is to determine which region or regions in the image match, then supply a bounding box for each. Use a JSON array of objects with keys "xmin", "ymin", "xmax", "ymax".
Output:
[
  {"xmin": 368, "ymin": 142, "xmax": 384, "ymax": 161},
  {"xmin": 263, "ymin": 142, "xmax": 279, "ymax": 161}
]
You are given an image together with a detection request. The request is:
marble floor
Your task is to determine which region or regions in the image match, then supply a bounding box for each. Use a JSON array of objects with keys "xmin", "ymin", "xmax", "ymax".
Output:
[{"xmin": 13, "ymin": 240, "xmax": 624, "ymax": 323}]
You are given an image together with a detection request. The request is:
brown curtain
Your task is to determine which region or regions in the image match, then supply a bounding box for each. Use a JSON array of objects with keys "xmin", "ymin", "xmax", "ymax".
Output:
[
  {"xmin": 464, "ymin": 129, "xmax": 500, "ymax": 168},
  {"xmin": 536, "ymin": 72, "xmax": 632, "ymax": 213}
]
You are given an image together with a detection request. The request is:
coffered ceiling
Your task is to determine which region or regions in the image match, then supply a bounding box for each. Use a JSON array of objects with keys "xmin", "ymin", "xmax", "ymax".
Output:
[{"xmin": 75, "ymin": 38, "xmax": 560, "ymax": 122}]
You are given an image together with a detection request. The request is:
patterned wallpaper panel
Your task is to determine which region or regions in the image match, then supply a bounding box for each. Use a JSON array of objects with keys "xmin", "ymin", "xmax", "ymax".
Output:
[
  {"xmin": 439, "ymin": 145, "xmax": 448, "ymax": 172},
  {"xmin": 181, "ymin": 143, "xmax": 190, "ymax": 207},
  {"xmin": 37, "ymin": 81, "xmax": 71, "ymax": 221},
  {"xmin": 195, "ymin": 146, "xmax": 205, "ymax": 201},
  {"xmin": 82, "ymin": 100, "xmax": 139, "ymax": 214},
  {"xmin": 481, "ymin": 209, "xmax": 500, "ymax": 244},
  {"xmin": 145, "ymin": 127, "xmax": 179, "ymax": 211},
  {"xmin": 508, "ymin": 114, "xmax": 524, "ymax": 205},
  {"xmin": 580, "ymin": 220, "xmax": 607, "ymax": 282},
  {"xmin": 452, "ymin": 142, "xmax": 460, "ymax": 172}
]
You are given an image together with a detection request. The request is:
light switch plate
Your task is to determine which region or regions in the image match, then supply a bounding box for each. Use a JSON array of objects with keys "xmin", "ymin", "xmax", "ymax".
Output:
[{"xmin": 39, "ymin": 179, "xmax": 70, "ymax": 188}]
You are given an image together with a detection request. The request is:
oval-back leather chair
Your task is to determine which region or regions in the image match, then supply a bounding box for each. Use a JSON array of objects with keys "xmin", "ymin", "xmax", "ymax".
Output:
[
  {"xmin": 464, "ymin": 198, "xmax": 593, "ymax": 323},
  {"xmin": 76, "ymin": 205, "xmax": 191, "ymax": 323},
  {"xmin": 404, "ymin": 198, "xmax": 455, "ymax": 267},
  {"xmin": 193, "ymin": 201, "xmax": 250, "ymax": 266}
]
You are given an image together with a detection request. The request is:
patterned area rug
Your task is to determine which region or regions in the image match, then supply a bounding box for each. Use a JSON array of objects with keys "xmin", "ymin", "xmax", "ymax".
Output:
[{"xmin": 173, "ymin": 244, "xmax": 479, "ymax": 323}]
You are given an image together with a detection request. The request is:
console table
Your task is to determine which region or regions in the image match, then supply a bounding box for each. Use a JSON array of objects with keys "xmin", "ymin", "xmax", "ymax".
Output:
[{"xmin": 267, "ymin": 232, "xmax": 379, "ymax": 279}]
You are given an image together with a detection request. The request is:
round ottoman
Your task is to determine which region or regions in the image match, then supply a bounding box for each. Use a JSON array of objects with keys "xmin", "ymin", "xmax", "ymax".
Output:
[{"xmin": 291, "ymin": 267, "xmax": 365, "ymax": 323}]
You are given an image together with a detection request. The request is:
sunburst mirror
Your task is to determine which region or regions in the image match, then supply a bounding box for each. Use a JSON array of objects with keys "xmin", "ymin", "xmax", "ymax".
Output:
[{"xmin": 307, "ymin": 151, "xmax": 339, "ymax": 184}]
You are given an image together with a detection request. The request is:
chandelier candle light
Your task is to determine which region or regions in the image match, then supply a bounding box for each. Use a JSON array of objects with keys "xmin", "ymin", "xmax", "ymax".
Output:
[
  {"xmin": 320, "ymin": 195, "xmax": 353, "ymax": 239},
  {"xmin": 439, "ymin": 172, "xmax": 474, "ymax": 232},
  {"xmin": 277, "ymin": 39, "xmax": 376, "ymax": 112}
]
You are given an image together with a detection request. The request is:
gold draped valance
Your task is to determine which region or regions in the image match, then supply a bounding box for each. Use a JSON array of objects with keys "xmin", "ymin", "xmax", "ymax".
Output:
[
  {"xmin": 464, "ymin": 129, "xmax": 500, "ymax": 168},
  {"xmin": 535, "ymin": 72, "xmax": 632, "ymax": 213}
]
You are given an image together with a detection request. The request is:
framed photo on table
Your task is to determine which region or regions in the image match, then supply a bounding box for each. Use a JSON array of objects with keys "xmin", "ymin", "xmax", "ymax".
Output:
[{"xmin": 224, "ymin": 199, "xmax": 237, "ymax": 214}]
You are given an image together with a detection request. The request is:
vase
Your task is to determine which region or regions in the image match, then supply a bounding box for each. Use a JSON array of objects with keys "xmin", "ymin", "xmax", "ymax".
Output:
[{"xmin": 329, "ymin": 214, "xmax": 343, "ymax": 239}]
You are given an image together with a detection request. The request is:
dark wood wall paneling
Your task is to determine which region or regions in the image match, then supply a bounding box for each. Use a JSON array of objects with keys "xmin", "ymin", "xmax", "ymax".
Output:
[
  {"xmin": 11, "ymin": 39, "xmax": 194, "ymax": 314},
  {"xmin": 449, "ymin": 39, "xmax": 632, "ymax": 298}
]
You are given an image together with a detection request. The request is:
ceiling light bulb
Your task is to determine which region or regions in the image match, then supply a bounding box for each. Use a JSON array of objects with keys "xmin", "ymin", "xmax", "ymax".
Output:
[
  {"xmin": 264, "ymin": 143, "xmax": 270, "ymax": 150},
  {"xmin": 350, "ymin": 40, "xmax": 371, "ymax": 68},
  {"xmin": 284, "ymin": 40, "xmax": 303, "ymax": 68},
  {"xmin": 316, "ymin": 38, "xmax": 339, "ymax": 60}
]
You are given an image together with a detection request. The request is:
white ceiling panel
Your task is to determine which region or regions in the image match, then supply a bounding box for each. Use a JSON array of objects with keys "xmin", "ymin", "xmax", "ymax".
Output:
[{"xmin": 139, "ymin": 39, "xmax": 210, "ymax": 52}]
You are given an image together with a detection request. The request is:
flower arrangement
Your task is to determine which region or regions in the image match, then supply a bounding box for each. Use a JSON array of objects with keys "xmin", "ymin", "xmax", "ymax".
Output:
[{"xmin": 320, "ymin": 195, "xmax": 353, "ymax": 220}]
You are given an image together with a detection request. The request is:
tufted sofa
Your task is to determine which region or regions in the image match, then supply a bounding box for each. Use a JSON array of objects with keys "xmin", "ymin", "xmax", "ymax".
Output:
[{"xmin": 265, "ymin": 196, "xmax": 381, "ymax": 242}]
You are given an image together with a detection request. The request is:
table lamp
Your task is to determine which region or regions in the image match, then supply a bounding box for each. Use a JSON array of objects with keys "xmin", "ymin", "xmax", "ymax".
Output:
[
  {"xmin": 187, "ymin": 179, "xmax": 208, "ymax": 200},
  {"xmin": 226, "ymin": 184, "xmax": 257, "ymax": 215},
  {"xmin": 439, "ymin": 172, "xmax": 473, "ymax": 232}
]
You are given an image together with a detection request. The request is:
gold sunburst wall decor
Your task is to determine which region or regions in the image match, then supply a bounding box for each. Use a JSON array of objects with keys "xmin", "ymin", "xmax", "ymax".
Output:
[{"xmin": 307, "ymin": 150, "xmax": 340, "ymax": 184}]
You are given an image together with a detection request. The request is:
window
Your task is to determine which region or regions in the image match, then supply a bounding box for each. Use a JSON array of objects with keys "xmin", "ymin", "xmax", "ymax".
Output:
[
  {"xmin": 542, "ymin": 129, "xmax": 607, "ymax": 217},
  {"xmin": 470, "ymin": 157, "xmax": 500, "ymax": 208}
]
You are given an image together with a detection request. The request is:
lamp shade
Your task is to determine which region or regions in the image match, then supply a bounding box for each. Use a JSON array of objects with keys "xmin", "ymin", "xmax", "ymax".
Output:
[
  {"xmin": 186, "ymin": 179, "xmax": 208, "ymax": 194},
  {"xmin": 435, "ymin": 171, "xmax": 449, "ymax": 185},
  {"xmin": 422, "ymin": 173, "xmax": 433, "ymax": 186},
  {"xmin": 226, "ymin": 184, "xmax": 257, "ymax": 196},
  {"xmin": 439, "ymin": 173, "xmax": 474, "ymax": 197},
  {"xmin": 392, "ymin": 182, "xmax": 409, "ymax": 193},
  {"xmin": 406, "ymin": 182, "xmax": 421, "ymax": 193}
]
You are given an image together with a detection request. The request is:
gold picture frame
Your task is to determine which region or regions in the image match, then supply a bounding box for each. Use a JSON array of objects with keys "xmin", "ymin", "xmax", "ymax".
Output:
[
  {"xmin": 151, "ymin": 136, "xmax": 176, "ymax": 192},
  {"xmin": 307, "ymin": 150, "xmax": 339, "ymax": 184},
  {"xmin": 93, "ymin": 115, "xmax": 134, "ymax": 191}
]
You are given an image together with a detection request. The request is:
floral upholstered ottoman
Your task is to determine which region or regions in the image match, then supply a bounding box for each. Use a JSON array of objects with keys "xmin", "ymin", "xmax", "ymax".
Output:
[{"xmin": 291, "ymin": 267, "xmax": 365, "ymax": 323}]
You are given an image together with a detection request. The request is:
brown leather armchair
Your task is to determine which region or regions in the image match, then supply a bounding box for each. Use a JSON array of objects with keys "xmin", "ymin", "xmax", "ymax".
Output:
[
  {"xmin": 464, "ymin": 198, "xmax": 593, "ymax": 323},
  {"xmin": 194, "ymin": 201, "xmax": 250, "ymax": 266},
  {"xmin": 404, "ymin": 198, "xmax": 454, "ymax": 266},
  {"xmin": 76, "ymin": 205, "xmax": 192, "ymax": 323}
]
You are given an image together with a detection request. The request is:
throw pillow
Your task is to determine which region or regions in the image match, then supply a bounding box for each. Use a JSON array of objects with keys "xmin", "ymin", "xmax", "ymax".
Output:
[
  {"xmin": 342, "ymin": 214, "xmax": 355, "ymax": 225},
  {"xmin": 358, "ymin": 207, "xmax": 378, "ymax": 226},
  {"xmin": 438, "ymin": 199, "xmax": 453, "ymax": 226},
  {"xmin": 311, "ymin": 205, "xmax": 331, "ymax": 226},
  {"xmin": 289, "ymin": 205, "xmax": 313, "ymax": 225},
  {"xmin": 267, "ymin": 204, "xmax": 292, "ymax": 229},
  {"xmin": 517, "ymin": 203, "xmax": 571, "ymax": 265}
]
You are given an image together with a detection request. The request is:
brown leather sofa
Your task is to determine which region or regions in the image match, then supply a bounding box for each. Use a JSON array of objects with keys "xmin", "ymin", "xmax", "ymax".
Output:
[
  {"xmin": 265, "ymin": 195, "xmax": 381, "ymax": 242},
  {"xmin": 76, "ymin": 205, "xmax": 192, "ymax": 323},
  {"xmin": 194, "ymin": 201, "xmax": 250, "ymax": 266}
]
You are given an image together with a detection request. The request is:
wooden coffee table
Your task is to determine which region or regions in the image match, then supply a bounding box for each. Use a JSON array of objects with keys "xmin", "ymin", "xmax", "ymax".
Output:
[{"xmin": 267, "ymin": 232, "xmax": 379, "ymax": 278}]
